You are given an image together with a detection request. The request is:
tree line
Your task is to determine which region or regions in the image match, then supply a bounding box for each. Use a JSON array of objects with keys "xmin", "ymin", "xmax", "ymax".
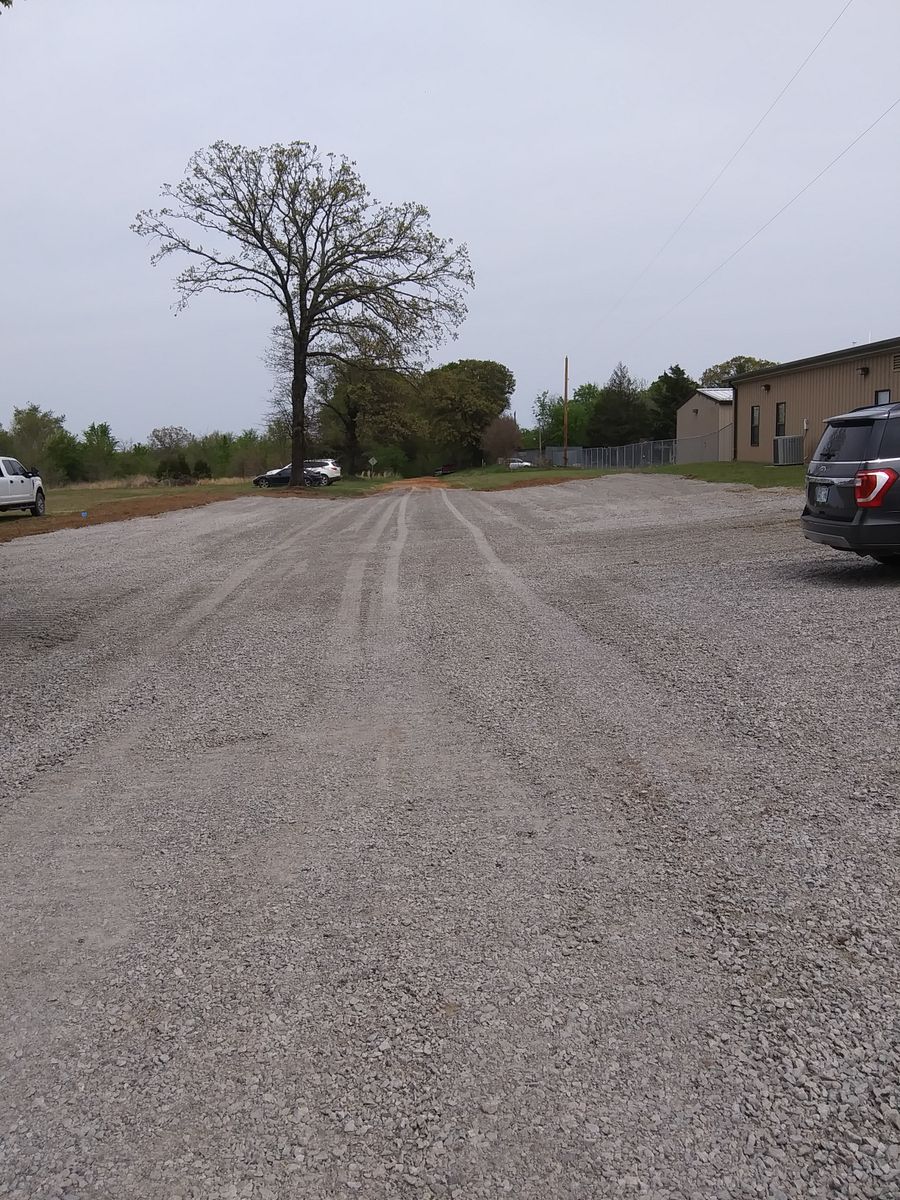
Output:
[
  {"xmin": 522, "ymin": 354, "xmax": 776, "ymax": 450},
  {"xmin": 1, "ymin": 355, "xmax": 517, "ymax": 485},
  {"xmin": 2, "ymin": 351, "xmax": 777, "ymax": 485}
]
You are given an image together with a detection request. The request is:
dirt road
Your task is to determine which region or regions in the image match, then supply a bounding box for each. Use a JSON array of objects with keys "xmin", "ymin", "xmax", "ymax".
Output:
[{"xmin": 2, "ymin": 476, "xmax": 898, "ymax": 1199}]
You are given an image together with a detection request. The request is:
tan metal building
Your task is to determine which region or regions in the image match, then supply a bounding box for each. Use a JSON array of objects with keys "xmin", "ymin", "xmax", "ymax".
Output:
[
  {"xmin": 675, "ymin": 388, "xmax": 733, "ymax": 463},
  {"xmin": 733, "ymin": 336, "xmax": 900, "ymax": 463}
]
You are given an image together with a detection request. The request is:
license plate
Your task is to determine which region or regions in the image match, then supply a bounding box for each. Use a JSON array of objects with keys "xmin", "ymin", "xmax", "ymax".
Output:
[{"xmin": 814, "ymin": 484, "xmax": 830, "ymax": 504}]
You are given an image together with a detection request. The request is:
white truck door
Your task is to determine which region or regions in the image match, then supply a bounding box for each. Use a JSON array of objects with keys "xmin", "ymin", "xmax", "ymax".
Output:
[
  {"xmin": 1, "ymin": 458, "xmax": 28, "ymax": 503},
  {"xmin": 0, "ymin": 459, "xmax": 15, "ymax": 502}
]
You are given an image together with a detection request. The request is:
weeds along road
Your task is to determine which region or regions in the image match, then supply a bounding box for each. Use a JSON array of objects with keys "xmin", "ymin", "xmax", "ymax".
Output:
[{"xmin": 2, "ymin": 476, "xmax": 899, "ymax": 1199}]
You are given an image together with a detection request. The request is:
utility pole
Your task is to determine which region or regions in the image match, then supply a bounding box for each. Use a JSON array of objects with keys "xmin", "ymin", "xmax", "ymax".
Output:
[{"xmin": 563, "ymin": 355, "xmax": 569, "ymax": 468}]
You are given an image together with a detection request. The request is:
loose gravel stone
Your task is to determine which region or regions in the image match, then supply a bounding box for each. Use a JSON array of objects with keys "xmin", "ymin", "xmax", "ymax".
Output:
[{"xmin": 1, "ymin": 477, "xmax": 898, "ymax": 1198}]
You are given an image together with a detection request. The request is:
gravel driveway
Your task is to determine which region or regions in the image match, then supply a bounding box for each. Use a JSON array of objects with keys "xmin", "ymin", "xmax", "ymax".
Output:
[{"xmin": 2, "ymin": 475, "xmax": 898, "ymax": 1199}]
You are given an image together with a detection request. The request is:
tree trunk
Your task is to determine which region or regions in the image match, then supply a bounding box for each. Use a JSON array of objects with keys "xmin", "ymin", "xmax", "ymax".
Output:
[
  {"xmin": 289, "ymin": 338, "xmax": 308, "ymax": 486},
  {"xmin": 345, "ymin": 409, "xmax": 362, "ymax": 476}
]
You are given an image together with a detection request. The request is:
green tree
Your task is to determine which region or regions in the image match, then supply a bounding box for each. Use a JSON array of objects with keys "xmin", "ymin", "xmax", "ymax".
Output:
[
  {"xmin": 530, "ymin": 386, "xmax": 594, "ymax": 449},
  {"xmin": 134, "ymin": 141, "xmax": 473, "ymax": 486},
  {"xmin": 699, "ymin": 355, "xmax": 778, "ymax": 386},
  {"xmin": 45, "ymin": 430, "xmax": 86, "ymax": 484},
  {"xmin": 645, "ymin": 364, "xmax": 698, "ymax": 439},
  {"xmin": 532, "ymin": 390, "xmax": 556, "ymax": 450},
  {"xmin": 230, "ymin": 429, "xmax": 265, "ymax": 479},
  {"xmin": 8, "ymin": 404, "xmax": 67, "ymax": 469},
  {"xmin": 313, "ymin": 362, "xmax": 420, "ymax": 476},
  {"xmin": 148, "ymin": 426, "xmax": 192, "ymax": 453},
  {"xmin": 568, "ymin": 384, "xmax": 601, "ymax": 447},
  {"xmin": 117, "ymin": 442, "xmax": 157, "ymax": 477},
  {"xmin": 82, "ymin": 421, "xmax": 118, "ymax": 480},
  {"xmin": 481, "ymin": 414, "xmax": 520, "ymax": 462},
  {"xmin": 584, "ymin": 363, "xmax": 651, "ymax": 447},
  {"xmin": 193, "ymin": 432, "xmax": 238, "ymax": 478},
  {"xmin": 364, "ymin": 443, "xmax": 408, "ymax": 475},
  {"xmin": 422, "ymin": 359, "xmax": 515, "ymax": 464},
  {"xmin": 156, "ymin": 453, "xmax": 194, "ymax": 483}
]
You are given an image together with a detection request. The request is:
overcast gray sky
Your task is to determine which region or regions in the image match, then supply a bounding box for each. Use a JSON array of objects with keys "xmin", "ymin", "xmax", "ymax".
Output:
[{"xmin": 2, "ymin": 0, "xmax": 898, "ymax": 441}]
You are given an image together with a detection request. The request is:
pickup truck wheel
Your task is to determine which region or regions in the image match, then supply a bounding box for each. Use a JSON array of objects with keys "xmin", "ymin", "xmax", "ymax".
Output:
[{"xmin": 30, "ymin": 490, "xmax": 45, "ymax": 517}]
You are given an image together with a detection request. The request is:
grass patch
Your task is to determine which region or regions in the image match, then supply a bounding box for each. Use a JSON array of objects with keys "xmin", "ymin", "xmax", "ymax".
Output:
[
  {"xmin": 45, "ymin": 481, "xmax": 248, "ymax": 515},
  {"xmin": 45, "ymin": 476, "xmax": 388, "ymax": 514},
  {"xmin": 641, "ymin": 461, "xmax": 806, "ymax": 489}
]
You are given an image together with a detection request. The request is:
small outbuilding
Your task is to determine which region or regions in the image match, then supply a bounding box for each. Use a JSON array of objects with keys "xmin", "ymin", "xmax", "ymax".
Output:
[{"xmin": 675, "ymin": 388, "xmax": 734, "ymax": 463}]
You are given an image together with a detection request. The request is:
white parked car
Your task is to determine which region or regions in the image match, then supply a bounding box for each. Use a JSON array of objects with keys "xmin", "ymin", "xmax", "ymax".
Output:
[
  {"xmin": 0, "ymin": 455, "xmax": 45, "ymax": 516},
  {"xmin": 508, "ymin": 458, "xmax": 534, "ymax": 470},
  {"xmin": 265, "ymin": 458, "xmax": 342, "ymax": 485},
  {"xmin": 305, "ymin": 458, "xmax": 341, "ymax": 484}
]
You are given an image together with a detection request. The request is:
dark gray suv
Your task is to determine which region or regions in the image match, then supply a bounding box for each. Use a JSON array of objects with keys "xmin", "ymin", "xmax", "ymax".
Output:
[{"xmin": 802, "ymin": 402, "xmax": 900, "ymax": 564}]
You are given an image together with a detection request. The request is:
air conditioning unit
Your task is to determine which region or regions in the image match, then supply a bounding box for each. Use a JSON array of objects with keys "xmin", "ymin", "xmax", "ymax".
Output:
[{"xmin": 773, "ymin": 435, "xmax": 804, "ymax": 466}]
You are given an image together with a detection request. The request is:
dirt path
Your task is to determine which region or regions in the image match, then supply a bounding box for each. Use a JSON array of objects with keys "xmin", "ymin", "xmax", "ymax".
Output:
[{"xmin": 1, "ymin": 479, "xmax": 898, "ymax": 1199}]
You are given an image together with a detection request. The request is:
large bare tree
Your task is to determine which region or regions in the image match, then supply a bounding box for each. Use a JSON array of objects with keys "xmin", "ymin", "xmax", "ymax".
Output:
[{"xmin": 133, "ymin": 141, "xmax": 473, "ymax": 483}]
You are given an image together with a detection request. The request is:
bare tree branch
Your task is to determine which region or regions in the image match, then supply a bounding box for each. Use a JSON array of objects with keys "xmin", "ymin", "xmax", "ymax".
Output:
[{"xmin": 134, "ymin": 141, "xmax": 473, "ymax": 484}]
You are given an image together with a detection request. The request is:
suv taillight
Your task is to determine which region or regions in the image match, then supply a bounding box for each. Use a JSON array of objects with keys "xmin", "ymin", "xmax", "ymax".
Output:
[{"xmin": 855, "ymin": 467, "xmax": 898, "ymax": 508}]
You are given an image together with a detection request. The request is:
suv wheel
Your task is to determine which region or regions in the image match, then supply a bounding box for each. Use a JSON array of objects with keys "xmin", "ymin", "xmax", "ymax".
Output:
[{"xmin": 30, "ymin": 490, "xmax": 45, "ymax": 517}]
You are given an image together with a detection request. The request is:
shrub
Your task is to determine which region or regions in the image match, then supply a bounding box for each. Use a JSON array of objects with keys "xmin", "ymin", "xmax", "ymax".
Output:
[{"xmin": 156, "ymin": 453, "xmax": 195, "ymax": 485}]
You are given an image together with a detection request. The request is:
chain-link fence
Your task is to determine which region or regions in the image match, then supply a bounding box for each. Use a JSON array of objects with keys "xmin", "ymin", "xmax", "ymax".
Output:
[{"xmin": 530, "ymin": 426, "xmax": 734, "ymax": 469}]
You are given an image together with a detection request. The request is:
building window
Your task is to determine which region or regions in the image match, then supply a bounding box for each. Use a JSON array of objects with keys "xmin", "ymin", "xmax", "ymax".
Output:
[
  {"xmin": 875, "ymin": 389, "xmax": 891, "ymax": 405},
  {"xmin": 750, "ymin": 405, "xmax": 760, "ymax": 447},
  {"xmin": 775, "ymin": 402, "xmax": 786, "ymax": 438}
]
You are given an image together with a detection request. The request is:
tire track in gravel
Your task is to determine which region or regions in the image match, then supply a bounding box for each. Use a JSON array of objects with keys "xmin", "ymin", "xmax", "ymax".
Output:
[
  {"xmin": 0, "ymin": 497, "xmax": 397, "ymax": 1194},
  {"xmin": 0, "ymin": 500, "xmax": 362, "ymax": 1000},
  {"xmin": 1, "ymin": 500, "xmax": 358, "ymax": 802},
  {"xmin": 433, "ymin": 489, "xmax": 746, "ymax": 1188},
  {"xmin": 375, "ymin": 492, "xmax": 410, "ymax": 660},
  {"xmin": 435, "ymin": 488, "xmax": 900, "ymax": 1198},
  {"xmin": 330, "ymin": 495, "xmax": 401, "ymax": 667},
  {"xmin": 4, "ymin": 479, "xmax": 898, "ymax": 1200},
  {"xmin": 246, "ymin": 488, "xmax": 648, "ymax": 1198}
]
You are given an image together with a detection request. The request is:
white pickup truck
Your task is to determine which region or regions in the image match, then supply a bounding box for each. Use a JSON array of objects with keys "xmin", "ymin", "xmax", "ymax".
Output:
[{"xmin": 0, "ymin": 456, "xmax": 46, "ymax": 517}]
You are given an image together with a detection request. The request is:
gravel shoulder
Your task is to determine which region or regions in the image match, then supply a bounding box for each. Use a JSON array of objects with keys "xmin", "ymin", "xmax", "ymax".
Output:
[{"xmin": 1, "ymin": 476, "xmax": 898, "ymax": 1199}]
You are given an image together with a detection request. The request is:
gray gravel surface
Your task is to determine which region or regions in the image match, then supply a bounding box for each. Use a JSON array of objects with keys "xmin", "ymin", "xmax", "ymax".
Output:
[{"xmin": 1, "ymin": 475, "xmax": 899, "ymax": 1199}]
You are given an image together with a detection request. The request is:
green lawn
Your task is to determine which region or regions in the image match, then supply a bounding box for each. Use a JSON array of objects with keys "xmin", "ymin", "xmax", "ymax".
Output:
[
  {"xmin": 642, "ymin": 461, "xmax": 806, "ymax": 489},
  {"xmin": 34, "ymin": 461, "xmax": 804, "ymax": 523},
  {"xmin": 45, "ymin": 481, "xmax": 248, "ymax": 515},
  {"xmin": 319, "ymin": 476, "xmax": 394, "ymax": 496},
  {"xmin": 45, "ymin": 476, "xmax": 390, "ymax": 514}
]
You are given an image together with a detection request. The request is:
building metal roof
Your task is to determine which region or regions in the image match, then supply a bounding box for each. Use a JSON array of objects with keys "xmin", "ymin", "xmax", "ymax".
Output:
[
  {"xmin": 731, "ymin": 336, "xmax": 900, "ymax": 383},
  {"xmin": 696, "ymin": 387, "xmax": 733, "ymax": 404}
]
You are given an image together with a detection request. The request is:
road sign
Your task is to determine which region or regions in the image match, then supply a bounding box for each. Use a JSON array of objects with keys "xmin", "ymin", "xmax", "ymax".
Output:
[{"xmin": 368, "ymin": 456, "xmax": 378, "ymax": 466}]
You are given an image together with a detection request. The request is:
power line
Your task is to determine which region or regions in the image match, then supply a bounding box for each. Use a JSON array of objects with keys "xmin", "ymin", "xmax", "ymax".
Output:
[
  {"xmin": 635, "ymin": 91, "xmax": 900, "ymax": 337},
  {"xmin": 606, "ymin": 0, "xmax": 856, "ymax": 316}
]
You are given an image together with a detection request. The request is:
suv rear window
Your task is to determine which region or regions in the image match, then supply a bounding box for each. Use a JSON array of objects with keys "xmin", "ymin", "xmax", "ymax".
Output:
[
  {"xmin": 813, "ymin": 420, "xmax": 878, "ymax": 462},
  {"xmin": 876, "ymin": 417, "xmax": 900, "ymax": 459}
]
